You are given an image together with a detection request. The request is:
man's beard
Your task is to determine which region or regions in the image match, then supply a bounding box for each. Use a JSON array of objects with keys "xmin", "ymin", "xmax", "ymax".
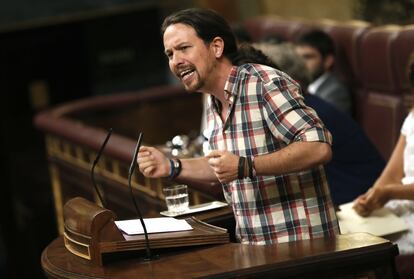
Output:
[
  {"xmin": 181, "ymin": 59, "xmax": 216, "ymax": 93},
  {"xmin": 183, "ymin": 71, "xmax": 204, "ymax": 92},
  {"xmin": 310, "ymin": 65, "xmax": 325, "ymax": 82}
]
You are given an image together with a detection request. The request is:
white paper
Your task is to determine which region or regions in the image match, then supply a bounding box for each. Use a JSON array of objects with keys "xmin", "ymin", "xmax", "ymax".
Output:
[
  {"xmin": 337, "ymin": 202, "xmax": 409, "ymax": 236},
  {"xmin": 115, "ymin": 217, "xmax": 193, "ymax": 235}
]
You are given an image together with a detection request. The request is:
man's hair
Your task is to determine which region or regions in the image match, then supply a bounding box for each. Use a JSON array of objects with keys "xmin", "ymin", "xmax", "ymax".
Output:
[
  {"xmin": 409, "ymin": 52, "xmax": 414, "ymax": 88},
  {"xmin": 161, "ymin": 8, "xmax": 238, "ymax": 61},
  {"xmin": 254, "ymin": 42, "xmax": 311, "ymax": 89},
  {"xmin": 296, "ymin": 30, "xmax": 335, "ymax": 58},
  {"xmin": 408, "ymin": 52, "xmax": 414, "ymax": 112},
  {"xmin": 233, "ymin": 43, "xmax": 279, "ymax": 69},
  {"xmin": 231, "ymin": 23, "xmax": 252, "ymax": 44}
]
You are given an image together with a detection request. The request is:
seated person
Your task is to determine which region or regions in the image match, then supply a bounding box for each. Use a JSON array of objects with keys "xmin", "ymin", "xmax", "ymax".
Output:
[
  {"xmin": 255, "ymin": 42, "xmax": 385, "ymax": 205},
  {"xmin": 295, "ymin": 30, "xmax": 352, "ymax": 115},
  {"xmin": 353, "ymin": 53, "xmax": 414, "ymax": 255}
]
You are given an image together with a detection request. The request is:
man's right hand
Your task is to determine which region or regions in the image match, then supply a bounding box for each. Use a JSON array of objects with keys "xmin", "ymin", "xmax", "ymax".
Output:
[{"xmin": 137, "ymin": 146, "xmax": 171, "ymax": 178}]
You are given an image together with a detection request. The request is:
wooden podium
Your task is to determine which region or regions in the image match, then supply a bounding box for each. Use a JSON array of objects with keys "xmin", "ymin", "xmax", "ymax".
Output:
[
  {"xmin": 62, "ymin": 197, "xmax": 229, "ymax": 266},
  {"xmin": 42, "ymin": 232, "xmax": 399, "ymax": 279},
  {"xmin": 42, "ymin": 197, "xmax": 399, "ymax": 278}
]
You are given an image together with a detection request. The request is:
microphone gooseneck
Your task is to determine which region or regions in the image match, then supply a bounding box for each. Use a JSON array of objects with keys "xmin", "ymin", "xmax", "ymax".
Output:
[
  {"xmin": 128, "ymin": 132, "xmax": 156, "ymax": 261},
  {"xmin": 91, "ymin": 128, "xmax": 113, "ymax": 208}
]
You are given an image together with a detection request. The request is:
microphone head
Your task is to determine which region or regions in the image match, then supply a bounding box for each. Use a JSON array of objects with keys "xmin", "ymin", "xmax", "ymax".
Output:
[
  {"xmin": 93, "ymin": 128, "xmax": 113, "ymax": 165},
  {"xmin": 129, "ymin": 132, "xmax": 143, "ymax": 175},
  {"xmin": 91, "ymin": 128, "xmax": 113, "ymax": 209}
]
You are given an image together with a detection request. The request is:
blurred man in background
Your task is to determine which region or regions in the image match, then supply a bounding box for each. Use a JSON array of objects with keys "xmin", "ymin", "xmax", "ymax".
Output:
[{"xmin": 295, "ymin": 30, "xmax": 352, "ymax": 115}]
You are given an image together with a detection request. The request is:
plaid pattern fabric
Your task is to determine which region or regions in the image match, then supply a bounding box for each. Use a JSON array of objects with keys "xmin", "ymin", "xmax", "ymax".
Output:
[{"xmin": 205, "ymin": 64, "xmax": 339, "ymax": 244}]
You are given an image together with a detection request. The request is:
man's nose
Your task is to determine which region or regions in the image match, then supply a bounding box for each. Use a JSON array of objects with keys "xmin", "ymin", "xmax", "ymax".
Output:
[{"xmin": 171, "ymin": 52, "xmax": 184, "ymax": 67}]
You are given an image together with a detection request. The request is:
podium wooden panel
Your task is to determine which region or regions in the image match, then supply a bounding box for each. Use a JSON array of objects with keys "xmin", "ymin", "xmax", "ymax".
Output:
[
  {"xmin": 61, "ymin": 197, "xmax": 230, "ymax": 266},
  {"xmin": 42, "ymin": 233, "xmax": 399, "ymax": 279}
]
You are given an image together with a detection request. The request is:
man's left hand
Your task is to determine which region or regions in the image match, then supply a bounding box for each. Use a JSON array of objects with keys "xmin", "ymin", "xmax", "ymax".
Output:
[{"xmin": 205, "ymin": 150, "xmax": 239, "ymax": 183}]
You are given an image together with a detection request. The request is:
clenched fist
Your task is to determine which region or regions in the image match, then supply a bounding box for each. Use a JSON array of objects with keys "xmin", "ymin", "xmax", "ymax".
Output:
[
  {"xmin": 137, "ymin": 146, "xmax": 170, "ymax": 178},
  {"xmin": 205, "ymin": 150, "xmax": 239, "ymax": 183}
]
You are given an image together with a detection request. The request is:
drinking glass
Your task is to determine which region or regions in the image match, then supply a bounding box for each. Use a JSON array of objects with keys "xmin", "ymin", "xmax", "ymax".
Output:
[{"xmin": 163, "ymin": 184, "xmax": 189, "ymax": 214}]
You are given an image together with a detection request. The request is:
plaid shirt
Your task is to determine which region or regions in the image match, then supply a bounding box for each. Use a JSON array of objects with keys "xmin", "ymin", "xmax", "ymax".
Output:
[{"xmin": 205, "ymin": 64, "xmax": 339, "ymax": 244}]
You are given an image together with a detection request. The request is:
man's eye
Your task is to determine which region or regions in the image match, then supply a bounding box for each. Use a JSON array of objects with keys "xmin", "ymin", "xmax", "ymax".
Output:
[{"xmin": 303, "ymin": 54, "xmax": 317, "ymax": 60}]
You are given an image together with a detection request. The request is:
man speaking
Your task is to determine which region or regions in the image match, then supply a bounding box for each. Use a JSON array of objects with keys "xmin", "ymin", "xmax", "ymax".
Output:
[{"xmin": 138, "ymin": 8, "xmax": 339, "ymax": 245}]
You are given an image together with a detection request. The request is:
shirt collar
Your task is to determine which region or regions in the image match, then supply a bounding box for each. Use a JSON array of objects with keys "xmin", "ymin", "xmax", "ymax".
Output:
[
  {"xmin": 211, "ymin": 65, "xmax": 240, "ymax": 111},
  {"xmin": 223, "ymin": 65, "xmax": 243, "ymax": 103},
  {"xmin": 307, "ymin": 72, "xmax": 329, "ymax": 95}
]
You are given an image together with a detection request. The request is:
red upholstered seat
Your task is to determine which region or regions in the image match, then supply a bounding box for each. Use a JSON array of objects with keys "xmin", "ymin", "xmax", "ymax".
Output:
[
  {"xmin": 358, "ymin": 26, "xmax": 405, "ymax": 159},
  {"xmin": 242, "ymin": 16, "xmax": 282, "ymax": 41},
  {"xmin": 393, "ymin": 25, "xmax": 414, "ymax": 92},
  {"xmin": 320, "ymin": 20, "xmax": 371, "ymax": 89},
  {"xmin": 243, "ymin": 16, "xmax": 312, "ymax": 42},
  {"xmin": 360, "ymin": 26, "xmax": 401, "ymax": 94},
  {"xmin": 392, "ymin": 25, "xmax": 414, "ymax": 111}
]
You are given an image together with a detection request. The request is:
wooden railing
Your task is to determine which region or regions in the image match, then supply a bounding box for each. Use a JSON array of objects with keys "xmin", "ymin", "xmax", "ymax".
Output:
[{"xmin": 34, "ymin": 85, "xmax": 224, "ymax": 234}]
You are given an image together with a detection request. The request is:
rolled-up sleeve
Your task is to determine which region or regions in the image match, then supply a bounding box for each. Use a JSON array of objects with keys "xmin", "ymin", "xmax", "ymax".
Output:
[{"xmin": 262, "ymin": 77, "xmax": 332, "ymax": 145}]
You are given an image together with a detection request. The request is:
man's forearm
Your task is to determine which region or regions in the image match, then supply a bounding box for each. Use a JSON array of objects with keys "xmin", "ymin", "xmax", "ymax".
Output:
[
  {"xmin": 254, "ymin": 141, "xmax": 331, "ymax": 176},
  {"xmin": 175, "ymin": 157, "xmax": 219, "ymax": 185}
]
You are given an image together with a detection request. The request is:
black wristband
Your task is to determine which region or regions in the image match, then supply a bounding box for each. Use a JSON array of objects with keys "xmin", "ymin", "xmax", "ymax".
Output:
[
  {"xmin": 169, "ymin": 158, "xmax": 182, "ymax": 180},
  {"xmin": 238, "ymin": 156, "xmax": 246, "ymax": 179}
]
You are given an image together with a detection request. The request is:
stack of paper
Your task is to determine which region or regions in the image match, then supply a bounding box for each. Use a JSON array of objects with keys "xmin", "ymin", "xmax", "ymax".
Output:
[
  {"xmin": 337, "ymin": 202, "xmax": 408, "ymax": 236},
  {"xmin": 115, "ymin": 217, "xmax": 193, "ymax": 235},
  {"xmin": 100, "ymin": 217, "xmax": 229, "ymax": 253}
]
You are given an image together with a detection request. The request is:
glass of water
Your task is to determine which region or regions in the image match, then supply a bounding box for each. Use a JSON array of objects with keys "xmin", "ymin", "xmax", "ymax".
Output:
[{"xmin": 163, "ymin": 184, "xmax": 189, "ymax": 214}]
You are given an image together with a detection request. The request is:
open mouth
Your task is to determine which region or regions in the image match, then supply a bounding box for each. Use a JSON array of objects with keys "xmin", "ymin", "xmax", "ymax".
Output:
[{"xmin": 179, "ymin": 68, "xmax": 195, "ymax": 81}]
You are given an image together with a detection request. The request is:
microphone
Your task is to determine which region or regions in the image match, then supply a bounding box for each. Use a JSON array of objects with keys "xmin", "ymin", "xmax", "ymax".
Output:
[
  {"xmin": 91, "ymin": 128, "xmax": 113, "ymax": 208},
  {"xmin": 128, "ymin": 132, "xmax": 157, "ymax": 261}
]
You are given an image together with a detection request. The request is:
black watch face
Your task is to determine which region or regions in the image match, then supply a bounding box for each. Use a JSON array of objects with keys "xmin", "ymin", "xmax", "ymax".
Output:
[{"xmin": 174, "ymin": 160, "xmax": 179, "ymax": 168}]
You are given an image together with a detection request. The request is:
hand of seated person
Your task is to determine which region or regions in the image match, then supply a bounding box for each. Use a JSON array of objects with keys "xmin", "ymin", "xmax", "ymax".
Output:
[{"xmin": 353, "ymin": 186, "xmax": 392, "ymax": 217}]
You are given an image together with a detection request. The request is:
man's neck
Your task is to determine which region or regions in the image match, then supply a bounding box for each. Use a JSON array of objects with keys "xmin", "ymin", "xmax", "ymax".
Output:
[{"xmin": 201, "ymin": 60, "xmax": 234, "ymax": 105}]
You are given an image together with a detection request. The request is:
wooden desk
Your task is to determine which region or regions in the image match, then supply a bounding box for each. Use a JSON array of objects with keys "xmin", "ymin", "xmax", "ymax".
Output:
[{"xmin": 42, "ymin": 233, "xmax": 398, "ymax": 279}]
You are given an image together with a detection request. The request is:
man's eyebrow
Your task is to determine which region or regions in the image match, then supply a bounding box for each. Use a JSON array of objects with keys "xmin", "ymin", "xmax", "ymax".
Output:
[{"xmin": 164, "ymin": 42, "xmax": 188, "ymax": 55}]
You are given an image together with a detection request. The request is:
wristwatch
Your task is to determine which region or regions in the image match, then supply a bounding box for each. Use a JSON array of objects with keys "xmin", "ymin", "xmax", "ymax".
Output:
[{"xmin": 169, "ymin": 158, "xmax": 182, "ymax": 179}]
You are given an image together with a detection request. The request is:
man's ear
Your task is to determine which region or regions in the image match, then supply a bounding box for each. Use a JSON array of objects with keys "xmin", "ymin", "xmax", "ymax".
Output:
[
  {"xmin": 211, "ymin": 37, "xmax": 225, "ymax": 58},
  {"xmin": 323, "ymin": 54, "xmax": 335, "ymax": 70}
]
